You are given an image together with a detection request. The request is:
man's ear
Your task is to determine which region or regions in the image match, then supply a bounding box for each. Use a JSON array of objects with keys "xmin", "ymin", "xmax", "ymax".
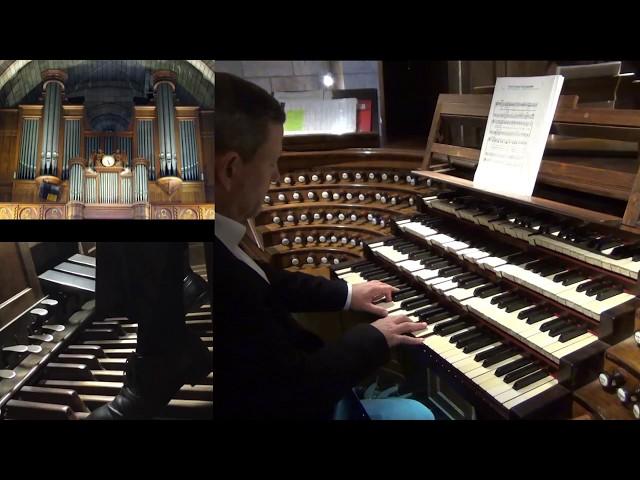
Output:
[{"xmin": 215, "ymin": 151, "xmax": 242, "ymax": 191}]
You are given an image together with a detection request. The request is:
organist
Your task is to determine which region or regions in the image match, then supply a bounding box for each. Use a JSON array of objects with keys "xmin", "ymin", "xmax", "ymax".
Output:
[{"xmin": 214, "ymin": 72, "xmax": 434, "ymax": 420}]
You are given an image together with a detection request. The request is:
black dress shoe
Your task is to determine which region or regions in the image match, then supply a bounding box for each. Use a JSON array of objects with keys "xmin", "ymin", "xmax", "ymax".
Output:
[
  {"xmin": 183, "ymin": 269, "xmax": 210, "ymax": 311},
  {"xmin": 87, "ymin": 331, "xmax": 211, "ymax": 420}
]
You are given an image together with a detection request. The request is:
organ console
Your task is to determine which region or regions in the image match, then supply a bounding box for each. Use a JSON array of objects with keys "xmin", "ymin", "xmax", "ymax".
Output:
[{"xmin": 0, "ymin": 242, "xmax": 212, "ymax": 420}]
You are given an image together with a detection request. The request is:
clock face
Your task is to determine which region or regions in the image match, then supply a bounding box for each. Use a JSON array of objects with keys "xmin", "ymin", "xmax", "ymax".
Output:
[{"xmin": 101, "ymin": 155, "xmax": 115, "ymax": 167}]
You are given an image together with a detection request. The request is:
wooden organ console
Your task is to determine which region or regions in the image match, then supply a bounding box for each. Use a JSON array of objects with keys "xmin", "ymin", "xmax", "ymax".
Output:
[
  {"xmin": 0, "ymin": 242, "xmax": 212, "ymax": 420},
  {"xmin": 0, "ymin": 70, "xmax": 213, "ymax": 220},
  {"xmin": 254, "ymin": 94, "xmax": 640, "ymax": 419}
]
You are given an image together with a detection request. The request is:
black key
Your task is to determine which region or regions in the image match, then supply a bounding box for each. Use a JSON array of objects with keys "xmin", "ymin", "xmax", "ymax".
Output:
[
  {"xmin": 512, "ymin": 370, "xmax": 549, "ymax": 391},
  {"xmin": 451, "ymin": 272, "xmax": 477, "ymax": 284},
  {"xmin": 439, "ymin": 266, "xmax": 464, "ymax": 277},
  {"xmin": 393, "ymin": 289, "xmax": 420, "ymax": 301},
  {"xmin": 402, "ymin": 296, "xmax": 431, "ymax": 310},
  {"xmin": 558, "ymin": 326, "xmax": 589, "ymax": 343},
  {"xmin": 458, "ymin": 277, "xmax": 487, "ymax": 290},
  {"xmin": 411, "ymin": 305, "xmax": 439, "ymax": 317},
  {"xmin": 524, "ymin": 260, "xmax": 546, "ymax": 272},
  {"xmin": 437, "ymin": 321, "xmax": 472, "ymax": 336},
  {"xmin": 433, "ymin": 319, "xmax": 468, "ymax": 335},
  {"xmin": 463, "ymin": 336, "xmax": 498, "ymax": 353},
  {"xmin": 596, "ymin": 287, "xmax": 623, "ymax": 301},
  {"xmin": 585, "ymin": 281, "xmax": 613, "ymax": 297},
  {"xmin": 490, "ymin": 291, "xmax": 516, "ymax": 305},
  {"xmin": 505, "ymin": 298, "xmax": 533, "ymax": 313},
  {"xmin": 548, "ymin": 322, "xmax": 577, "ymax": 337},
  {"xmin": 517, "ymin": 305, "xmax": 545, "ymax": 320},
  {"xmin": 504, "ymin": 364, "xmax": 541, "ymax": 384},
  {"xmin": 552, "ymin": 269, "xmax": 578, "ymax": 283},
  {"xmin": 475, "ymin": 284, "xmax": 503, "ymax": 299},
  {"xmin": 417, "ymin": 305, "xmax": 445, "ymax": 318},
  {"xmin": 397, "ymin": 245, "xmax": 422, "ymax": 254},
  {"xmin": 539, "ymin": 316, "xmax": 569, "ymax": 332},
  {"xmin": 410, "ymin": 251, "xmax": 437, "ymax": 261},
  {"xmin": 495, "ymin": 357, "xmax": 534, "ymax": 377},
  {"xmin": 526, "ymin": 310, "xmax": 555, "ymax": 324},
  {"xmin": 474, "ymin": 343, "xmax": 510, "ymax": 362},
  {"xmin": 450, "ymin": 328, "xmax": 483, "ymax": 344},
  {"xmin": 496, "ymin": 293, "xmax": 521, "ymax": 308},
  {"xmin": 366, "ymin": 271, "xmax": 395, "ymax": 281},
  {"xmin": 352, "ymin": 264, "xmax": 380, "ymax": 273},
  {"xmin": 562, "ymin": 272, "xmax": 589, "ymax": 286},
  {"xmin": 426, "ymin": 259, "xmax": 451, "ymax": 270},
  {"xmin": 576, "ymin": 278, "xmax": 602, "ymax": 293},
  {"xmin": 386, "ymin": 279, "xmax": 406, "ymax": 288},
  {"xmin": 538, "ymin": 264, "xmax": 568, "ymax": 277},
  {"xmin": 428, "ymin": 312, "xmax": 458, "ymax": 324},
  {"xmin": 482, "ymin": 349, "xmax": 519, "ymax": 367}
]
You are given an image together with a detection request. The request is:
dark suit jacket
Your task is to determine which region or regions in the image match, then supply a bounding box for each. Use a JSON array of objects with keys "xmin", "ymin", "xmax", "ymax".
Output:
[{"xmin": 214, "ymin": 237, "xmax": 389, "ymax": 420}]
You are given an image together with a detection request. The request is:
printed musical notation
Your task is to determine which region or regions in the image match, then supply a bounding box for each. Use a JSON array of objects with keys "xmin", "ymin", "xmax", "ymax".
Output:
[{"xmin": 473, "ymin": 75, "xmax": 564, "ymax": 197}]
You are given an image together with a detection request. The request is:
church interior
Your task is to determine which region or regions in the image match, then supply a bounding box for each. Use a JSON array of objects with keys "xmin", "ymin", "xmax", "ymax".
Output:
[
  {"xmin": 215, "ymin": 60, "xmax": 640, "ymax": 420},
  {"xmin": 0, "ymin": 60, "xmax": 214, "ymax": 220}
]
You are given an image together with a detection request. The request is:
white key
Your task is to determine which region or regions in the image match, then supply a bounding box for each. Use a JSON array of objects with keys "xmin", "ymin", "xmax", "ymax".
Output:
[
  {"xmin": 502, "ymin": 378, "xmax": 558, "ymax": 409},
  {"xmin": 461, "ymin": 249, "xmax": 492, "ymax": 262},
  {"xmin": 445, "ymin": 240, "xmax": 472, "ymax": 252},
  {"xmin": 446, "ymin": 341, "xmax": 502, "ymax": 365},
  {"xmin": 553, "ymin": 334, "xmax": 599, "ymax": 357},
  {"xmin": 372, "ymin": 246, "xmax": 409, "ymax": 263},
  {"xmin": 432, "ymin": 279, "xmax": 460, "ymax": 293},
  {"xmin": 397, "ymin": 259, "xmax": 427, "ymax": 272},
  {"xmin": 421, "ymin": 275, "xmax": 453, "ymax": 287},
  {"xmin": 431, "ymin": 235, "xmax": 458, "ymax": 247},
  {"xmin": 447, "ymin": 283, "xmax": 491, "ymax": 303},
  {"xmin": 422, "ymin": 327, "xmax": 475, "ymax": 352},
  {"xmin": 582, "ymin": 292, "xmax": 636, "ymax": 320},
  {"xmin": 467, "ymin": 354, "xmax": 524, "ymax": 380},
  {"xmin": 476, "ymin": 256, "xmax": 508, "ymax": 271},
  {"xmin": 495, "ymin": 375, "xmax": 555, "ymax": 404}
]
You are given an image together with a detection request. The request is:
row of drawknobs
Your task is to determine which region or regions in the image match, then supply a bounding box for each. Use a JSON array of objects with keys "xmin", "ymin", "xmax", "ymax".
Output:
[
  {"xmin": 272, "ymin": 211, "xmax": 391, "ymax": 226},
  {"xmin": 279, "ymin": 234, "xmax": 365, "ymax": 248},
  {"xmin": 288, "ymin": 254, "xmax": 350, "ymax": 266},
  {"xmin": 273, "ymin": 172, "xmax": 426, "ymax": 186},
  {"xmin": 265, "ymin": 191, "xmax": 416, "ymax": 205},
  {"xmin": 598, "ymin": 331, "xmax": 640, "ymax": 419}
]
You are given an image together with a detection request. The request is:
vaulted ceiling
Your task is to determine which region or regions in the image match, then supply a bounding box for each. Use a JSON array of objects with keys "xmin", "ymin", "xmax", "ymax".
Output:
[{"xmin": 0, "ymin": 60, "xmax": 215, "ymax": 131}]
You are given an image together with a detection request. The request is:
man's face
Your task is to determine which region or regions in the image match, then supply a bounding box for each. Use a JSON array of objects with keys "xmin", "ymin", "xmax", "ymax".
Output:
[{"xmin": 237, "ymin": 122, "xmax": 283, "ymax": 219}]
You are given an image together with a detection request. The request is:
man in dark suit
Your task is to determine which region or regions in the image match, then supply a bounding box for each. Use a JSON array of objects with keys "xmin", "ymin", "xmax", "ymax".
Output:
[
  {"xmin": 215, "ymin": 72, "xmax": 433, "ymax": 420},
  {"xmin": 87, "ymin": 242, "xmax": 212, "ymax": 419}
]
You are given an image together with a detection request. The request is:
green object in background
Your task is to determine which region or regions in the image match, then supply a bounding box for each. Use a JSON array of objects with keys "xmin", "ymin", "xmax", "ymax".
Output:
[{"xmin": 284, "ymin": 109, "xmax": 305, "ymax": 131}]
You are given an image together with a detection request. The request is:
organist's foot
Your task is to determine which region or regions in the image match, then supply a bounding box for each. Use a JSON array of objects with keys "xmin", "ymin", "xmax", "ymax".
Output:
[{"xmin": 86, "ymin": 330, "xmax": 212, "ymax": 420}]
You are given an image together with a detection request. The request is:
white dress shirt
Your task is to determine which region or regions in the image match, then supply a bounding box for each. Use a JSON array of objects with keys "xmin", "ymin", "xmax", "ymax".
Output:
[{"xmin": 215, "ymin": 214, "xmax": 352, "ymax": 309}]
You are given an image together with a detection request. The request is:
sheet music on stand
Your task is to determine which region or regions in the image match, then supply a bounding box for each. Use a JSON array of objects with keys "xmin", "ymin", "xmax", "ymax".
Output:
[{"xmin": 473, "ymin": 75, "xmax": 564, "ymax": 198}]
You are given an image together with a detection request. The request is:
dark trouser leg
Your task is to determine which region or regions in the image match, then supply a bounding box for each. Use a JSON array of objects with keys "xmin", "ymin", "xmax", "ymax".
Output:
[
  {"xmin": 204, "ymin": 241, "xmax": 212, "ymax": 300},
  {"xmin": 96, "ymin": 242, "xmax": 187, "ymax": 355},
  {"xmin": 96, "ymin": 242, "xmax": 128, "ymax": 319}
]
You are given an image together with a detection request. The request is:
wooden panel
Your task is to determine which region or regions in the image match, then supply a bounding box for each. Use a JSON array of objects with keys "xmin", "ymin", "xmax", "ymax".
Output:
[
  {"xmin": 0, "ymin": 110, "xmax": 18, "ymax": 187},
  {"xmin": 150, "ymin": 204, "xmax": 214, "ymax": 220},
  {"xmin": 148, "ymin": 181, "xmax": 206, "ymax": 204},
  {"xmin": 414, "ymin": 170, "xmax": 623, "ymax": 224},
  {"xmin": 11, "ymin": 181, "xmax": 37, "ymax": 203},
  {"xmin": 0, "ymin": 242, "xmax": 42, "ymax": 331},
  {"xmin": 200, "ymin": 111, "xmax": 213, "ymax": 203}
]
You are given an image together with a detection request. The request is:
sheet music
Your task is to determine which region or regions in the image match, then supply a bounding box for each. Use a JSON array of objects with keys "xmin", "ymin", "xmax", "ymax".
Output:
[{"xmin": 473, "ymin": 75, "xmax": 564, "ymax": 197}]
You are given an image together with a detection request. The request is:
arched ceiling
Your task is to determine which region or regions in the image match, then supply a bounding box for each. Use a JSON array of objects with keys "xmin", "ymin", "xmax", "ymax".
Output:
[{"xmin": 0, "ymin": 60, "xmax": 214, "ymax": 131}]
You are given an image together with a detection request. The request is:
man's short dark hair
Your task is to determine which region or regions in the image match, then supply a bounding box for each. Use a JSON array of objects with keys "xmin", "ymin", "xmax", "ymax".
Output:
[{"xmin": 215, "ymin": 72, "xmax": 286, "ymax": 162}]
